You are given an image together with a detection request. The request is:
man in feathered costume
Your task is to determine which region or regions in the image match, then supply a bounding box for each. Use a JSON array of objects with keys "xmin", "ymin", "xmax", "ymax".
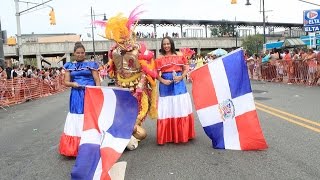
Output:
[{"xmin": 96, "ymin": 6, "xmax": 158, "ymax": 150}]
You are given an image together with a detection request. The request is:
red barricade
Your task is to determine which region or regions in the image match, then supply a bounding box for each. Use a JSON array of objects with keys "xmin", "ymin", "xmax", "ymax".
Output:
[
  {"xmin": 0, "ymin": 74, "xmax": 67, "ymax": 110},
  {"xmin": 250, "ymin": 60, "xmax": 320, "ymax": 86}
]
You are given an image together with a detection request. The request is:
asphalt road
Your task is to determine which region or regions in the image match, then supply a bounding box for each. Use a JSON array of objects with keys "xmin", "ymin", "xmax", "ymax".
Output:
[{"xmin": 0, "ymin": 81, "xmax": 319, "ymax": 180}]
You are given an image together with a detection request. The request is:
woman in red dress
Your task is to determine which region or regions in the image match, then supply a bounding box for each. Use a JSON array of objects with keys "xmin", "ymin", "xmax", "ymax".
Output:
[{"xmin": 155, "ymin": 36, "xmax": 195, "ymax": 145}]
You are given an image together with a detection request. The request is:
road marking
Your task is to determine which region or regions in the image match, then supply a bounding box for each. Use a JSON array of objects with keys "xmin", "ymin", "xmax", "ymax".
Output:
[
  {"xmin": 255, "ymin": 102, "xmax": 320, "ymax": 127},
  {"xmin": 255, "ymin": 104, "xmax": 320, "ymax": 133}
]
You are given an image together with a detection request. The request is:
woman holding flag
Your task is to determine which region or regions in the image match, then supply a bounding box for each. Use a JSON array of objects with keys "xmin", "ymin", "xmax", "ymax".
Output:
[
  {"xmin": 155, "ymin": 36, "xmax": 195, "ymax": 145},
  {"xmin": 59, "ymin": 42, "xmax": 101, "ymax": 157}
]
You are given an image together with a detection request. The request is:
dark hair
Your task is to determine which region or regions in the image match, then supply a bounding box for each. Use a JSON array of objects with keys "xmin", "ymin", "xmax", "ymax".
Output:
[
  {"xmin": 160, "ymin": 36, "xmax": 176, "ymax": 55},
  {"xmin": 284, "ymin": 49, "xmax": 289, "ymax": 54},
  {"xmin": 74, "ymin": 42, "xmax": 85, "ymax": 52}
]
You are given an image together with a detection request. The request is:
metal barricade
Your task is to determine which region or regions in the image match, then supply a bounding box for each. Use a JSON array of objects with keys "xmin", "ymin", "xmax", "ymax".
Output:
[
  {"xmin": 250, "ymin": 59, "xmax": 319, "ymax": 86},
  {"xmin": 0, "ymin": 74, "xmax": 67, "ymax": 110}
]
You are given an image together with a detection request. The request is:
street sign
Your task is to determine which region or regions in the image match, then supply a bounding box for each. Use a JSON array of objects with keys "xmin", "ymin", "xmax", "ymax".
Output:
[
  {"xmin": 304, "ymin": 26, "xmax": 320, "ymax": 32},
  {"xmin": 303, "ymin": 9, "xmax": 320, "ymax": 32}
]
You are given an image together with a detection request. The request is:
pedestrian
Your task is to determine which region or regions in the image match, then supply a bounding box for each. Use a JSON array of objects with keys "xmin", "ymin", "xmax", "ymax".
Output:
[
  {"xmin": 304, "ymin": 48, "xmax": 317, "ymax": 86},
  {"xmin": 155, "ymin": 36, "xmax": 195, "ymax": 145},
  {"xmin": 283, "ymin": 49, "xmax": 293, "ymax": 84},
  {"xmin": 0, "ymin": 66, "xmax": 7, "ymax": 101},
  {"xmin": 0, "ymin": 65, "xmax": 7, "ymax": 79},
  {"xmin": 59, "ymin": 42, "xmax": 101, "ymax": 157}
]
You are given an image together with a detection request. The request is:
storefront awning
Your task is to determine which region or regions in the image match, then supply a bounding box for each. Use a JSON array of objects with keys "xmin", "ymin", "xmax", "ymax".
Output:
[{"xmin": 282, "ymin": 38, "xmax": 306, "ymax": 48}]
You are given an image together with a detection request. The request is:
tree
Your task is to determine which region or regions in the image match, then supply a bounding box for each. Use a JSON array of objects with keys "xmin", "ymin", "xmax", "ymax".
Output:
[
  {"xmin": 211, "ymin": 28, "xmax": 219, "ymax": 37},
  {"xmin": 210, "ymin": 20, "xmax": 235, "ymax": 37},
  {"xmin": 241, "ymin": 34, "xmax": 264, "ymax": 55}
]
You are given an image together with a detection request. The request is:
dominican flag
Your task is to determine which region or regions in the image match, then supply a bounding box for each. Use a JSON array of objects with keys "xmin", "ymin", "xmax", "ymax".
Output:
[
  {"xmin": 190, "ymin": 49, "xmax": 268, "ymax": 150},
  {"xmin": 71, "ymin": 87, "xmax": 138, "ymax": 180}
]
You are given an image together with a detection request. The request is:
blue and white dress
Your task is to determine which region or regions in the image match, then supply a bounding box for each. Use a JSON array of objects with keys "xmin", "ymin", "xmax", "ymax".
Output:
[{"xmin": 59, "ymin": 60, "xmax": 99, "ymax": 157}]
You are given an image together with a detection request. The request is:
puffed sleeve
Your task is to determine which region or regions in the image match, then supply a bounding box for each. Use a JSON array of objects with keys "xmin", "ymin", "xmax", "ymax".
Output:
[
  {"xmin": 87, "ymin": 61, "xmax": 99, "ymax": 70},
  {"xmin": 181, "ymin": 56, "xmax": 188, "ymax": 65},
  {"xmin": 63, "ymin": 62, "xmax": 71, "ymax": 70}
]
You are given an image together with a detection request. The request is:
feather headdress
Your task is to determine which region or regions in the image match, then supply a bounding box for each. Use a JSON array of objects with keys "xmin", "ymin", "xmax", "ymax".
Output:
[
  {"xmin": 95, "ymin": 5, "xmax": 144, "ymax": 43},
  {"xmin": 180, "ymin": 48, "xmax": 195, "ymax": 59}
]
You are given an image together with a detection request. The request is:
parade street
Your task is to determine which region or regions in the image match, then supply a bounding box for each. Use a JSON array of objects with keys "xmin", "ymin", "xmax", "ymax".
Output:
[{"xmin": 0, "ymin": 81, "xmax": 319, "ymax": 180}]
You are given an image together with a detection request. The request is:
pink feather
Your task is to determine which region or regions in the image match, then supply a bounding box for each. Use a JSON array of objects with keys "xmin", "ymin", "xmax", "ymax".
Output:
[
  {"xmin": 126, "ymin": 4, "xmax": 145, "ymax": 29},
  {"xmin": 92, "ymin": 20, "xmax": 107, "ymax": 28},
  {"xmin": 128, "ymin": 4, "xmax": 143, "ymax": 20}
]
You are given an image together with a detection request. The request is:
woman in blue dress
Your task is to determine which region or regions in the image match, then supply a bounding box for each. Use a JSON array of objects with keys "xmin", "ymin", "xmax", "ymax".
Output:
[{"xmin": 59, "ymin": 42, "xmax": 101, "ymax": 157}]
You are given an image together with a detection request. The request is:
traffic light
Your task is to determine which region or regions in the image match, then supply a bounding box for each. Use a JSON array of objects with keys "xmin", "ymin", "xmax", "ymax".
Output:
[
  {"xmin": 49, "ymin": 9, "xmax": 56, "ymax": 25},
  {"xmin": 231, "ymin": 0, "xmax": 237, "ymax": 4}
]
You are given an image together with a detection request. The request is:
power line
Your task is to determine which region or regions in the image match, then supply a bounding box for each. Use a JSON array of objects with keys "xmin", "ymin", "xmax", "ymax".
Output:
[{"xmin": 297, "ymin": 0, "xmax": 320, "ymax": 6}]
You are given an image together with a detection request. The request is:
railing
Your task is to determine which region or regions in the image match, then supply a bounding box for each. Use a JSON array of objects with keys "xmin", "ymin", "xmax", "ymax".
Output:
[
  {"xmin": 0, "ymin": 74, "xmax": 67, "ymax": 111},
  {"xmin": 248, "ymin": 60, "xmax": 320, "ymax": 86}
]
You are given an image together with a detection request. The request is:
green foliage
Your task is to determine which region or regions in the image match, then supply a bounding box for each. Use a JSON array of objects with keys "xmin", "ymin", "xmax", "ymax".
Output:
[
  {"xmin": 241, "ymin": 34, "xmax": 264, "ymax": 55},
  {"xmin": 211, "ymin": 28, "xmax": 219, "ymax": 37},
  {"xmin": 210, "ymin": 20, "xmax": 235, "ymax": 37},
  {"xmin": 200, "ymin": 49, "xmax": 212, "ymax": 56}
]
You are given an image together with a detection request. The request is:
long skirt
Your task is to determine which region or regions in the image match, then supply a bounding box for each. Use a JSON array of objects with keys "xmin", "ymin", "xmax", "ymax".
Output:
[
  {"xmin": 59, "ymin": 88, "xmax": 85, "ymax": 156},
  {"xmin": 157, "ymin": 72, "xmax": 195, "ymax": 145}
]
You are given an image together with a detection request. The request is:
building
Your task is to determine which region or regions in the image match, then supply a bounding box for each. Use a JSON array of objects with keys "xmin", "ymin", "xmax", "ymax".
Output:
[{"xmin": 21, "ymin": 33, "xmax": 80, "ymax": 43}]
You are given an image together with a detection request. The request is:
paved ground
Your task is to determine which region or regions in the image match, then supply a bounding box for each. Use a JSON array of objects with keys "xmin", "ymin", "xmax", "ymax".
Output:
[{"xmin": 0, "ymin": 80, "xmax": 319, "ymax": 180}]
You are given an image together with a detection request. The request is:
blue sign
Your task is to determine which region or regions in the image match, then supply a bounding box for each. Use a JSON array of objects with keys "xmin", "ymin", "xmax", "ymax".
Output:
[
  {"xmin": 304, "ymin": 26, "xmax": 320, "ymax": 32},
  {"xmin": 304, "ymin": 9, "xmax": 320, "ymax": 31}
]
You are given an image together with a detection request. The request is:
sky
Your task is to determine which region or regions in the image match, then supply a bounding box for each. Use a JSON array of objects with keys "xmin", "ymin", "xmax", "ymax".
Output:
[{"xmin": 0, "ymin": 0, "xmax": 319, "ymax": 40}]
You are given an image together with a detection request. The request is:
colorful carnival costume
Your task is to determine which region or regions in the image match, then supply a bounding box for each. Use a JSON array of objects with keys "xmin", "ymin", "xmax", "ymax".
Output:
[
  {"xmin": 95, "ymin": 6, "xmax": 158, "ymax": 150},
  {"xmin": 155, "ymin": 53, "xmax": 195, "ymax": 145},
  {"xmin": 59, "ymin": 61, "xmax": 99, "ymax": 157}
]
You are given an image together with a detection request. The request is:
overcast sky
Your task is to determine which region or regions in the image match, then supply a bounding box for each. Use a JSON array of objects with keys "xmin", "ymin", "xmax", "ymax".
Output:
[{"xmin": 0, "ymin": 0, "xmax": 319, "ymax": 40}]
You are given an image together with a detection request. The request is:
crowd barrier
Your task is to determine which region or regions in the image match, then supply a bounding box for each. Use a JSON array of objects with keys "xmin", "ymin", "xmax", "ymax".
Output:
[
  {"xmin": 248, "ymin": 60, "xmax": 320, "ymax": 86},
  {"xmin": 0, "ymin": 74, "xmax": 67, "ymax": 111}
]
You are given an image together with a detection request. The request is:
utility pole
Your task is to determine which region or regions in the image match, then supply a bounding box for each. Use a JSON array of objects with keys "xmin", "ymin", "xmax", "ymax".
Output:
[
  {"xmin": 91, "ymin": 6, "xmax": 96, "ymax": 59},
  {"xmin": 15, "ymin": 0, "xmax": 23, "ymax": 64},
  {"xmin": 234, "ymin": 17, "xmax": 238, "ymax": 48},
  {"xmin": 262, "ymin": 0, "xmax": 266, "ymax": 44},
  {"xmin": 14, "ymin": 0, "xmax": 53, "ymax": 65},
  {"xmin": 244, "ymin": 0, "xmax": 267, "ymax": 43},
  {"xmin": 0, "ymin": 20, "xmax": 5, "ymax": 68}
]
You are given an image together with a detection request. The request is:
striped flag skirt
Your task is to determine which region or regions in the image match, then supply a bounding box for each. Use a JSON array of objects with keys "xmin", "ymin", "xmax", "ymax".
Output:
[
  {"xmin": 157, "ymin": 71, "xmax": 195, "ymax": 145},
  {"xmin": 59, "ymin": 88, "xmax": 85, "ymax": 157}
]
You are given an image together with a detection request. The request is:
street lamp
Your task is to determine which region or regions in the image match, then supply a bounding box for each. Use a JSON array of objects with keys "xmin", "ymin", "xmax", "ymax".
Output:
[
  {"xmin": 246, "ymin": 0, "xmax": 266, "ymax": 44},
  {"xmin": 14, "ymin": 0, "xmax": 53, "ymax": 65},
  {"xmin": 261, "ymin": 0, "xmax": 266, "ymax": 44},
  {"xmin": 90, "ymin": 6, "xmax": 96, "ymax": 59},
  {"xmin": 90, "ymin": 7, "xmax": 107, "ymax": 60}
]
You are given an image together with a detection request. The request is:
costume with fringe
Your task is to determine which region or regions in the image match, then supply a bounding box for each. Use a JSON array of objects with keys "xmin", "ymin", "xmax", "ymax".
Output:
[{"xmin": 97, "ymin": 6, "xmax": 158, "ymax": 144}]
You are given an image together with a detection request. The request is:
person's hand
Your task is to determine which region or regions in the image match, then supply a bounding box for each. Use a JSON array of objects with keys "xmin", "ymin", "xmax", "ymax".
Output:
[
  {"xmin": 173, "ymin": 75, "xmax": 183, "ymax": 83},
  {"xmin": 72, "ymin": 82, "xmax": 80, "ymax": 88},
  {"xmin": 161, "ymin": 79, "xmax": 172, "ymax": 85}
]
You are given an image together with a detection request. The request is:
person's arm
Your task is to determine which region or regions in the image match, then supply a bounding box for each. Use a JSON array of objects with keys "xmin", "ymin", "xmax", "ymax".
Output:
[
  {"xmin": 64, "ymin": 71, "xmax": 79, "ymax": 88},
  {"xmin": 303, "ymin": 54, "xmax": 312, "ymax": 62},
  {"xmin": 173, "ymin": 64, "xmax": 188, "ymax": 83},
  {"xmin": 309, "ymin": 53, "xmax": 316, "ymax": 60},
  {"xmin": 2, "ymin": 71, "xmax": 7, "ymax": 79},
  {"xmin": 155, "ymin": 55, "xmax": 172, "ymax": 85},
  {"xmin": 157, "ymin": 71, "xmax": 172, "ymax": 85},
  {"xmin": 173, "ymin": 53, "xmax": 188, "ymax": 83},
  {"xmin": 92, "ymin": 70, "xmax": 101, "ymax": 86}
]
